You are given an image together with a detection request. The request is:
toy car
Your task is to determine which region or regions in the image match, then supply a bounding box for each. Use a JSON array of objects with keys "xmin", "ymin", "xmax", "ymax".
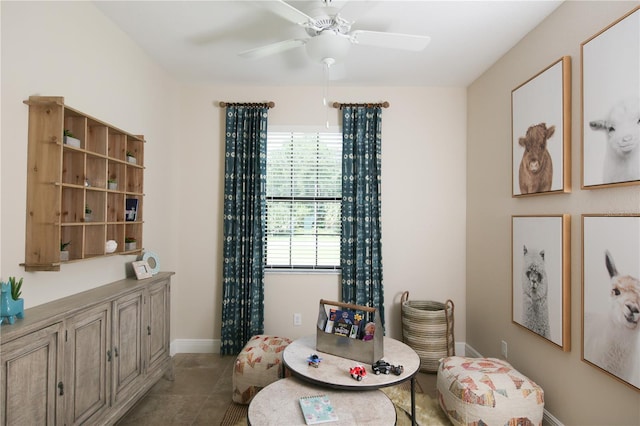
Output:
[
  {"xmin": 350, "ymin": 365, "xmax": 367, "ymax": 381},
  {"xmin": 372, "ymin": 360, "xmax": 392, "ymax": 375},
  {"xmin": 307, "ymin": 354, "xmax": 322, "ymax": 368},
  {"xmin": 391, "ymin": 364, "xmax": 404, "ymax": 376}
]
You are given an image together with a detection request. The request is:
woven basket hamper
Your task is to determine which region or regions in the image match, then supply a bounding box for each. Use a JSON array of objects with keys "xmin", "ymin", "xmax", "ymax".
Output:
[{"xmin": 401, "ymin": 291, "xmax": 455, "ymax": 372}]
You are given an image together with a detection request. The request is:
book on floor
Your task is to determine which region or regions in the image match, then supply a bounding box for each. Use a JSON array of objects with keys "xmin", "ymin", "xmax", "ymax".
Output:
[{"xmin": 299, "ymin": 395, "xmax": 338, "ymax": 424}]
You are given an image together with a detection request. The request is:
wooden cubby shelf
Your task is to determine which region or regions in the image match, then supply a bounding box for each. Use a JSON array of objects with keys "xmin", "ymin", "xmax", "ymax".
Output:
[{"xmin": 23, "ymin": 96, "xmax": 145, "ymax": 271}]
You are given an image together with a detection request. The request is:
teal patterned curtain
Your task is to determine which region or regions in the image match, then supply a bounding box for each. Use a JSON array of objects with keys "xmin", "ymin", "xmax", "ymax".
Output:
[
  {"xmin": 340, "ymin": 105, "xmax": 385, "ymax": 329},
  {"xmin": 221, "ymin": 105, "xmax": 268, "ymax": 355}
]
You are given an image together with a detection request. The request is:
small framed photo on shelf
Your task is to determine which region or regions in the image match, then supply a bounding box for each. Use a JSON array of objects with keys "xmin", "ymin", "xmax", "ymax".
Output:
[
  {"xmin": 126, "ymin": 198, "xmax": 138, "ymax": 222},
  {"xmin": 132, "ymin": 260, "xmax": 152, "ymax": 280}
]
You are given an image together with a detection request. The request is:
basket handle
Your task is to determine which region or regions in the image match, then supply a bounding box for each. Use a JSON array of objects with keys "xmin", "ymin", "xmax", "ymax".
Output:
[
  {"xmin": 401, "ymin": 291, "xmax": 409, "ymax": 304},
  {"xmin": 319, "ymin": 299, "xmax": 376, "ymax": 313},
  {"xmin": 445, "ymin": 299, "xmax": 455, "ymax": 356}
]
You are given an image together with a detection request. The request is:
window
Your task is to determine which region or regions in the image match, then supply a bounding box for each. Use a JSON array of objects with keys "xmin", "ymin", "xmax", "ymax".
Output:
[{"xmin": 266, "ymin": 129, "xmax": 342, "ymax": 270}]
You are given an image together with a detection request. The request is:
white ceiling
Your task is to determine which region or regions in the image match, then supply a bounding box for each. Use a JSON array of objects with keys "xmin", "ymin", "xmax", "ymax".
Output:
[{"xmin": 94, "ymin": 0, "xmax": 563, "ymax": 87}]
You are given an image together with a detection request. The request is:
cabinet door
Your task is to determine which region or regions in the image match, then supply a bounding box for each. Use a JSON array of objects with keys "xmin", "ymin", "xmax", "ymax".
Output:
[
  {"xmin": 65, "ymin": 303, "xmax": 111, "ymax": 425},
  {"xmin": 112, "ymin": 290, "xmax": 143, "ymax": 404},
  {"xmin": 0, "ymin": 323, "xmax": 64, "ymax": 425},
  {"xmin": 146, "ymin": 279, "xmax": 170, "ymax": 372}
]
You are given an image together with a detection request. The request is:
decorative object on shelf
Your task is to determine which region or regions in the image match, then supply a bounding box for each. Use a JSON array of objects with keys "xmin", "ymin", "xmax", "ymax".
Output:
[
  {"xmin": 85, "ymin": 179, "xmax": 90, "ymax": 187},
  {"xmin": 125, "ymin": 198, "xmax": 138, "ymax": 221},
  {"xmin": 85, "ymin": 204, "xmax": 93, "ymax": 222},
  {"xmin": 105, "ymin": 240, "xmax": 118, "ymax": 253},
  {"xmin": 126, "ymin": 150, "xmax": 137, "ymax": 164},
  {"xmin": 141, "ymin": 251, "xmax": 160, "ymax": 275},
  {"xmin": 132, "ymin": 260, "xmax": 152, "ymax": 279},
  {"xmin": 108, "ymin": 179, "xmax": 117, "ymax": 190},
  {"xmin": 60, "ymin": 241, "xmax": 71, "ymax": 261},
  {"xmin": 63, "ymin": 129, "xmax": 81, "ymax": 148},
  {"xmin": 0, "ymin": 278, "xmax": 25, "ymax": 325},
  {"xmin": 125, "ymin": 237, "xmax": 137, "ymax": 251}
]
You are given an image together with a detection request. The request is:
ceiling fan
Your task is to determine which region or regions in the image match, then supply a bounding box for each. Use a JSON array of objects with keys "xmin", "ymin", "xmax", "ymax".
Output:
[{"xmin": 239, "ymin": 0, "xmax": 431, "ymax": 66}]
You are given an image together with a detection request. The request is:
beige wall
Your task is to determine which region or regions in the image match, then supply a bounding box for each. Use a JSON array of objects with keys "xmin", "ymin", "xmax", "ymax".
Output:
[
  {"xmin": 467, "ymin": 1, "xmax": 640, "ymax": 425},
  {"xmin": 176, "ymin": 84, "xmax": 467, "ymax": 345},
  {"xmin": 1, "ymin": 2, "xmax": 180, "ymax": 307}
]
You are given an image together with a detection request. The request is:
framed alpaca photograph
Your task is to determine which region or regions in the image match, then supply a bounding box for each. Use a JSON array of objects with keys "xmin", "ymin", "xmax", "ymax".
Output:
[
  {"xmin": 512, "ymin": 56, "xmax": 571, "ymax": 197},
  {"xmin": 581, "ymin": 7, "xmax": 640, "ymax": 189},
  {"xmin": 512, "ymin": 215, "xmax": 570, "ymax": 351},
  {"xmin": 582, "ymin": 214, "xmax": 640, "ymax": 391}
]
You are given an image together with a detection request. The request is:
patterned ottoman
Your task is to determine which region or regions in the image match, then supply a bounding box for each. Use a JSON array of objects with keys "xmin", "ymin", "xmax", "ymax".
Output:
[
  {"xmin": 232, "ymin": 335, "xmax": 292, "ymax": 404},
  {"xmin": 437, "ymin": 356, "xmax": 544, "ymax": 426}
]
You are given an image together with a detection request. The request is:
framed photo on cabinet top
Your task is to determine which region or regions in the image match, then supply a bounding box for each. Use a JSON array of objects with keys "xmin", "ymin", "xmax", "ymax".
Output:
[
  {"xmin": 512, "ymin": 215, "xmax": 571, "ymax": 351},
  {"xmin": 582, "ymin": 214, "xmax": 640, "ymax": 391},
  {"xmin": 581, "ymin": 7, "xmax": 640, "ymax": 189},
  {"xmin": 512, "ymin": 56, "xmax": 571, "ymax": 197}
]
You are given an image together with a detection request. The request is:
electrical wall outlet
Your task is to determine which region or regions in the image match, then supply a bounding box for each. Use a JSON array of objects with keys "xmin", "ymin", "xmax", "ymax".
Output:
[
  {"xmin": 501, "ymin": 340, "xmax": 508, "ymax": 359},
  {"xmin": 294, "ymin": 313, "xmax": 302, "ymax": 326}
]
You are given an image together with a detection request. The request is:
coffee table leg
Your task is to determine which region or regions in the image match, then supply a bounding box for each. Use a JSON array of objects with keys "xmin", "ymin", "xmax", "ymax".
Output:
[{"xmin": 411, "ymin": 377, "xmax": 416, "ymax": 426}]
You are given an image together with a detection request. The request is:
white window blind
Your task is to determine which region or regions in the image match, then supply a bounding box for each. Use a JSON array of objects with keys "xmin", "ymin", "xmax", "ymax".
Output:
[{"xmin": 266, "ymin": 130, "xmax": 342, "ymax": 270}]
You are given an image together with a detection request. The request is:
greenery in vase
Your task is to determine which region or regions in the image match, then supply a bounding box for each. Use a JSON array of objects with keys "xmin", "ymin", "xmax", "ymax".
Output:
[
  {"xmin": 108, "ymin": 179, "xmax": 117, "ymax": 184},
  {"xmin": 63, "ymin": 129, "xmax": 74, "ymax": 138},
  {"xmin": 85, "ymin": 204, "xmax": 92, "ymax": 214},
  {"xmin": 126, "ymin": 151, "xmax": 135, "ymax": 158},
  {"xmin": 8, "ymin": 276, "xmax": 23, "ymax": 300},
  {"xmin": 61, "ymin": 241, "xmax": 71, "ymax": 251},
  {"xmin": 125, "ymin": 237, "xmax": 137, "ymax": 243}
]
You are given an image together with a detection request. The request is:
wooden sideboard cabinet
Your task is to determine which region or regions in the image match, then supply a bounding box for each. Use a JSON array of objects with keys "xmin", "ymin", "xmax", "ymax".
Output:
[{"xmin": 0, "ymin": 272, "xmax": 174, "ymax": 425}]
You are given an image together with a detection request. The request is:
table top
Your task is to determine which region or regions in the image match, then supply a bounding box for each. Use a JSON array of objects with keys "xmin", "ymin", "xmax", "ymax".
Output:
[
  {"xmin": 283, "ymin": 335, "xmax": 420, "ymax": 390},
  {"xmin": 247, "ymin": 376, "xmax": 396, "ymax": 426}
]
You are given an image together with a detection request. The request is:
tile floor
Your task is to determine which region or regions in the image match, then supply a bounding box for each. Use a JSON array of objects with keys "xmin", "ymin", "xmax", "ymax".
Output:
[{"xmin": 117, "ymin": 353, "xmax": 439, "ymax": 425}]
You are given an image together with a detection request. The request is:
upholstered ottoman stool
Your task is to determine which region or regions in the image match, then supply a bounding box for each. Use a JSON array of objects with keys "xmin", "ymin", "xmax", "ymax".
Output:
[
  {"xmin": 232, "ymin": 335, "xmax": 292, "ymax": 404},
  {"xmin": 437, "ymin": 356, "xmax": 544, "ymax": 426}
]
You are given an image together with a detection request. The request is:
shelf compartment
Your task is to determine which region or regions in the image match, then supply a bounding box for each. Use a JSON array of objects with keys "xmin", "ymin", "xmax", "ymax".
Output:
[
  {"xmin": 107, "ymin": 192, "xmax": 125, "ymax": 222},
  {"xmin": 87, "ymin": 120, "xmax": 108, "ymax": 156},
  {"xmin": 106, "ymin": 224, "xmax": 125, "ymax": 253},
  {"xmin": 126, "ymin": 135, "xmax": 144, "ymax": 167},
  {"xmin": 85, "ymin": 190, "xmax": 106, "ymax": 223},
  {"xmin": 109, "ymin": 130, "xmax": 127, "ymax": 161},
  {"xmin": 124, "ymin": 222, "xmax": 142, "ymax": 252},
  {"xmin": 61, "ymin": 187, "xmax": 85, "ymax": 223},
  {"xmin": 86, "ymin": 154, "xmax": 107, "ymax": 189},
  {"xmin": 60, "ymin": 225, "xmax": 84, "ymax": 262},
  {"xmin": 126, "ymin": 166, "xmax": 144, "ymax": 194},
  {"xmin": 107, "ymin": 160, "xmax": 126, "ymax": 191},
  {"xmin": 62, "ymin": 149, "xmax": 85, "ymax": 186},
  {"xmin": 84, "ymin": 225, "xmax": 107, "ymax": 257},
  {"xmin": 63, "ymin": 111, "xmax": 86, "ymax": 149}
]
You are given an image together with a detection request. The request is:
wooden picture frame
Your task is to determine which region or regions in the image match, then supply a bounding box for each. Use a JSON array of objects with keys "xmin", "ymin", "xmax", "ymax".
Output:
[
  {"xmin": 512, "ymin": 56, "xmax": 571, "ymax": 197},
  {"xmin": 512, "ymin": 215, "xmax": 571, "ymax": 350},
  {"xmin": 132, "ymin": 260, "xmax": 152, "ymax": 280},
  {"xmin": 581, "ymin": 7, "xmax": 640, "ymax": 189},
  {"xmin": 582, "ymin": 214, "xmax": 640, "ymax": 391}
]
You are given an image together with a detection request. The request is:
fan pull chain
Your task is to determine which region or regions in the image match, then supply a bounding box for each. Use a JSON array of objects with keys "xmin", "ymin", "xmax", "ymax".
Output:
[{"xmin": 322, "ymin": 58, "xmax": 334, "ymax": 128}]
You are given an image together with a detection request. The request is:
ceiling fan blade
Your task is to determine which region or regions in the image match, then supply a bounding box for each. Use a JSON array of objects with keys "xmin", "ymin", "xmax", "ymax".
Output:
[
  {"xmin": 350, "ymin": 30, "xmax": 431, "ymax": 51},
  {"xmin": 238, "ymin": 39, "xmax": 306, "ymax": 59},
  {"xmin": 259, "ymin": 0, "xmax": 315, "ymax": 26}
]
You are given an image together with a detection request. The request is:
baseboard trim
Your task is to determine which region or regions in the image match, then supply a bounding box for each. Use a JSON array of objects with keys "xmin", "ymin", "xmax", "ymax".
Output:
[
  {"xmin": 464, "ymin": 343, "xmax": 564, "ymax": 426},
  {"xmin": 170, "ymin": 339, "xmax": 220, "ymax": 355}
]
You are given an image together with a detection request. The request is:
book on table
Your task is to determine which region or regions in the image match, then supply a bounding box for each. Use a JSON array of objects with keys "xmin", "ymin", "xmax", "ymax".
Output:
[{"xmin": 299, "ymin": 395, "xmax": 338, "ymax": 424}]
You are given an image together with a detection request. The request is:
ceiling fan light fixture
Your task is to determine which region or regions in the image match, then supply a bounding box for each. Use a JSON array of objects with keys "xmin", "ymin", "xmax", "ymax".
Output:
[{"xmin": 305, "ymin": 32, "xmax": 351, "ymax": 64}]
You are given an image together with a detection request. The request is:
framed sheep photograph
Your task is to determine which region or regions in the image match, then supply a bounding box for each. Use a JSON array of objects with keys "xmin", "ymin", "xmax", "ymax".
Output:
[
  {"xmin": 581, "ymin": 7, "xmax": 640, "ymax": 189},
  {"xmin": 511, "ymin": 56, "xmax": 571, "ymax": 197},
  {"xmin": 512, "ymin": 215, "xmax": 571, "ymax": 351},
  {"xmin": 582, "ymin": 214, "xmax": 640, "ymax": 391}
]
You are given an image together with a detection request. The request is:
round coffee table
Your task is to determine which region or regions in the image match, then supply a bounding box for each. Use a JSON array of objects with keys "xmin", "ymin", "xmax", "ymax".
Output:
[
  {"xmin": 248, "ymin": 376, "xmax": 396, "ymax": 425},
  {"xmin": 282, "ymin": 335, "xmax": 421, "ymax": 424}
]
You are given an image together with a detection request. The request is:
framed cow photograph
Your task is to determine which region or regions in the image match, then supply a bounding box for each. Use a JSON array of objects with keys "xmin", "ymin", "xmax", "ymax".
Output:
[
  {"xmin": 512, "ymin": 56, "xmax": 571, "ymax": 197},
  {"xmin": 581, "ymin": 7, "xmax": 640, "ymax": 189},
  {"xmin": 512, "ymin": 215, "xmax": 571, "ymax": 351}
]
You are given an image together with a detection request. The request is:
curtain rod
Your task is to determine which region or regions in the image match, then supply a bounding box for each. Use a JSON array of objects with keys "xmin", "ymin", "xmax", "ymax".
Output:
[
  {"xmin": 332, "ymin": 101, "xmax": 390, "ymax": 109},
  {"xmin": 219, "ymin": 101, "xmax": 275, "ymax": 108}
]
